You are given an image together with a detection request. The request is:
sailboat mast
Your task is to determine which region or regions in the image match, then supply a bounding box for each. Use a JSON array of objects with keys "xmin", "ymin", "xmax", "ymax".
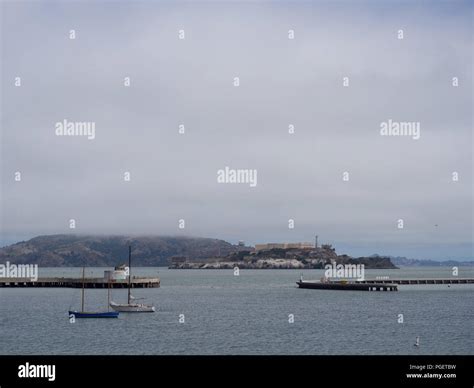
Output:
[
  {"xmin": 107, "ymin": 276, "xmax": 110, "ymax": 312},
  {"xmin": 81, "ymin": 266, "xmax": 85, "ymax": 313},
  {"xmin": 128, "ymin": 245, "xmax": 131, "ymax": 304}
]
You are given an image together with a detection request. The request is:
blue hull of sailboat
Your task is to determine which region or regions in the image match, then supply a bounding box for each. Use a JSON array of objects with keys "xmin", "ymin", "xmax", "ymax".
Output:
[{"xmin": 69, "ymin": 310, "xmax": 119, "ymax": 318}]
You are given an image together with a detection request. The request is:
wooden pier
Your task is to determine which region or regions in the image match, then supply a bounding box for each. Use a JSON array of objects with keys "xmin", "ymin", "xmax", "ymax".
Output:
[
  {"xmin": 0, "ymin": 277, "xmax": 160, "ymax": 288},
  {"xmin": 358, "ymin": 278, "xmax": 474, "ymax": 285}
]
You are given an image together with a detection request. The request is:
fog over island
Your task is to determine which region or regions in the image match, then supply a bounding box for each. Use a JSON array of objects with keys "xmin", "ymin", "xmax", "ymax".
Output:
[{"xmin": 1, "ymin": 1, "xmax": 472, "ymax": 260}]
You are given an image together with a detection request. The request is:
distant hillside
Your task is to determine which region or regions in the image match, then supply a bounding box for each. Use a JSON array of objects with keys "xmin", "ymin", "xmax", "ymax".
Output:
[
  {"xmin": 0, "ymin": 235, "xmax": 251, "ymax": 267},
  {"xmin": 371, "ymin": 254, "xmax": 474, "ymax": 267}
]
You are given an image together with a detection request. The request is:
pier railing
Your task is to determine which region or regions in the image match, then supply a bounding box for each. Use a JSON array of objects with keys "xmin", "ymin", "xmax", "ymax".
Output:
[{"xmin": 358, "ymin": 278, "xmax": 474, "ymax": 285}]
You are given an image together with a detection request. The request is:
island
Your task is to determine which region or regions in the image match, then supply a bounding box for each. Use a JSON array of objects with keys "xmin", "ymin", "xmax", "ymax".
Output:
[{"xmin": 169, "ymin": 244, "xmax": 397, "ymax": 270}]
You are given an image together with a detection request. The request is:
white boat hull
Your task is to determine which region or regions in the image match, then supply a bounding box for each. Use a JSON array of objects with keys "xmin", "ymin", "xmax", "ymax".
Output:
[{"xmin": 110, "ymin": 302, "xmax": 155, "ymax": 312}]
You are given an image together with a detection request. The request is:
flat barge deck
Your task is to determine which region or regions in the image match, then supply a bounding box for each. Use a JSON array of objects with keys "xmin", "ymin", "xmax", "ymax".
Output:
[
  {"xmin": 297, "ymin": 280, "xmax": 398, "ymax": 291},
  {"xmin": 297, "ymin": 278, "xmax": 474, "ymax": 291}
]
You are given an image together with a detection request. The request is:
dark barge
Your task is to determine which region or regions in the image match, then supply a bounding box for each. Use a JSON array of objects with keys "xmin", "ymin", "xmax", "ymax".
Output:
[{"xmin": 297, "ymin": 280, "xmax": 398, "ymax": 291}]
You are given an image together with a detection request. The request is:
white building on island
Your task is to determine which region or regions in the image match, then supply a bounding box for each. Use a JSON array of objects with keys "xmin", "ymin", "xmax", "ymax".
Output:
[{"xmin": 255, "ymin": 242, "xmax": 314, "ymax": 251}]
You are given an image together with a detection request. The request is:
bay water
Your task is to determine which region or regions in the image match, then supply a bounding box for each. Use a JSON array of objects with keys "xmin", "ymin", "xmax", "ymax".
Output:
[{"xmin": 0, "ymin": 267, "xmax": 472, "ymax": 355}]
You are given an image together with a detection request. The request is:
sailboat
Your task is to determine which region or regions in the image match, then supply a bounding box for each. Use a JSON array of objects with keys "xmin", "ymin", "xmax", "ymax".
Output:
[
  {"xmin": 68, "ymin": 267, "xmax": 119, "ymax": 318},
  {"xmin": 110, "ymin": 246, "xmax": 156, "ymax": 313}
]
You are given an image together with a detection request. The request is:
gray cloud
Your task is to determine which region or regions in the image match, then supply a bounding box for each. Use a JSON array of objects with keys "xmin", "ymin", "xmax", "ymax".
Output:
[{"xmin": 1, "ymin": 1, "xmax": 472, "ymax": 260}]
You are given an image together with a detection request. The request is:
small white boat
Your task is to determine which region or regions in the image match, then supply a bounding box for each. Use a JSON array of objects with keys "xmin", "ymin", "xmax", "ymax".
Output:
[
  {"xmin": 110, "ymin": 300, "xmax": 155, "ymax": 313},
  {"xmin": 414, "ymin": 336, "xmax": 420, "ymax": 347},
  {"xmin": 109, "ymin": 246, "xmax": 156, "ymax": 313}
]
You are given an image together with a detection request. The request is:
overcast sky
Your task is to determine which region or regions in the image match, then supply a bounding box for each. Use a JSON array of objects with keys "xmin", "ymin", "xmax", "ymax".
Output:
[{"xmin": 1, "ymin": 1, "xmax": 472, "ymax": 260}]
